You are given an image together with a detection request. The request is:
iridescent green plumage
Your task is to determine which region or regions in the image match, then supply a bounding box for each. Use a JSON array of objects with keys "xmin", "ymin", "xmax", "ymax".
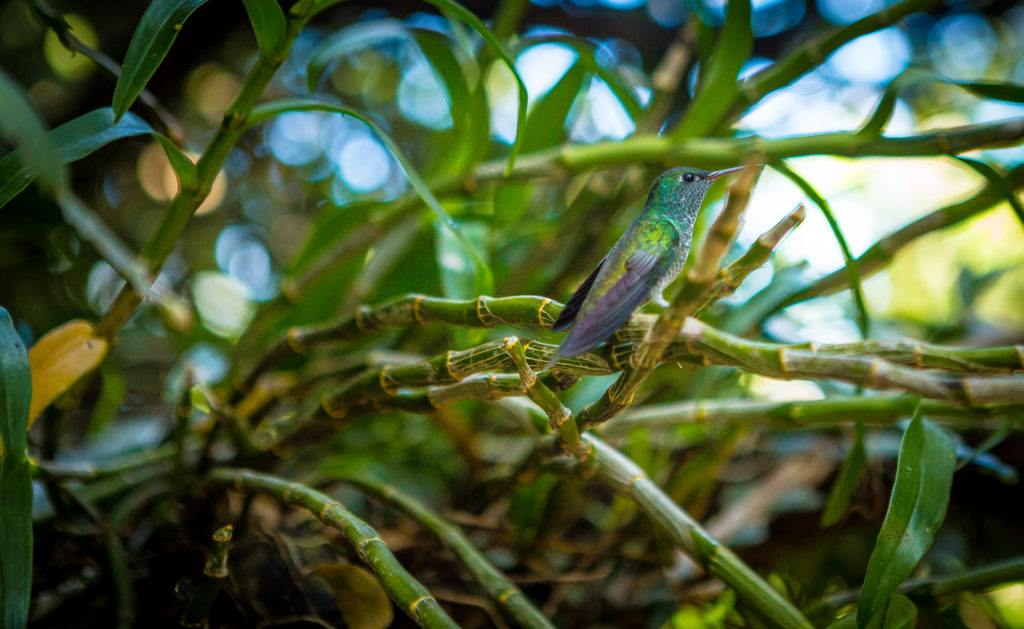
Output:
[{"xmin": 550, "ymin": 166, "xmax": 741, "ymax": 362}]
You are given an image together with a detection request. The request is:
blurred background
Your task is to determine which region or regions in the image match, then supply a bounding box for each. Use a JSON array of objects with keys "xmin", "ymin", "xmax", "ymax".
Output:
[{"xmin": 2, "ymin": 0, "xmax": 1024, "ymax": 626}]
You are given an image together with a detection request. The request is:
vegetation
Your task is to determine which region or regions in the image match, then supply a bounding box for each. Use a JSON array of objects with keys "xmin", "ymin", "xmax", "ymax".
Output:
[{"xmin": 1, "ymin": 0, "xmax": 1023, "ymax": 626}]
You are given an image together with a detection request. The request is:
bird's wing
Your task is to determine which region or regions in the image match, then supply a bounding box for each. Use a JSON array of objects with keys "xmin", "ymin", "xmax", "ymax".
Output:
[
  {"xmin": 552, "ymin": 257, "xmax": 605, "ymax": 331},
  {"xmin": 552, "ymin": 219, "xmax": 679, "ymax": 360}
]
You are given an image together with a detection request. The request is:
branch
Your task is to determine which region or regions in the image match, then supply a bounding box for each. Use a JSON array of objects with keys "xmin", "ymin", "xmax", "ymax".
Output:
[
  {"xmin": 342, "ymin": 475, "xmax": 556, "ymax": 629},
  {"xmin": 605, "ymin": 396, "xmax": 1022, "ymax": 434},
  {"xmin": 206, "ymin": 469, "xmax": 458, "ymax": 628}
]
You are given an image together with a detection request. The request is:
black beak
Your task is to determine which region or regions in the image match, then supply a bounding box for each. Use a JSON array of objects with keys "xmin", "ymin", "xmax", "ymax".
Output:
[{"xmin": 705, "ymin": 166, "xmax": 746, "ymax": 180}]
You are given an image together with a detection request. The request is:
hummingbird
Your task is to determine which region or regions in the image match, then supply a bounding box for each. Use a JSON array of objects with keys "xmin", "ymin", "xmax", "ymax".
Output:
[{"xmin": 548, "ymin": 166, "xmax": 743, "ymax": 365}]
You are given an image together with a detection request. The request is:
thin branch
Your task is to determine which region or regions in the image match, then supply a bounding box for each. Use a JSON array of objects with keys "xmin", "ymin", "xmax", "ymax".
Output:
[{"xmin": 206, "ymin": 469, "xmax": 459, "ymax": 628}]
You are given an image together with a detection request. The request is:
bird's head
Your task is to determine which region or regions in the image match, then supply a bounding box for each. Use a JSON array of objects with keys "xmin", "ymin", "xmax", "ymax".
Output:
[{"xmin": 647, "ymin": 166, "xmax": 744, "ymax": 216}]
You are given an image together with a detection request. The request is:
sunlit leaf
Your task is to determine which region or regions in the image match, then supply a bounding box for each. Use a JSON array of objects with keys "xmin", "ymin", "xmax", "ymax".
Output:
[
  {"xmin": 857, "ymin": 414, "xmax": 956, "ymax": 628},
  {"xmin": 822, "ymin": 425, "xmax": 867, "ymax": 527},
  {"xmin": 0, "ymin": 68, "xmax": 65, "ymax": 194},
  {"xmin": 955, "ymin": 157, "xmax": 1024, "ymax": 226},
  {"xmin": 671, "ymin": 0, "xmax": 751, "ymax": 139},
  {"xmin": 112, "ymin": 0, "xmax": 210, "ymax": 119},
  {"xmin": 773, "ymin": 160, "xmax": 871, "ymax": 338},
  {"xmin": 310, "ymin": 562, "xmax": 394, "ymax": 629},
  {"xmin": 242, "ymin": 0, "xmax": 286, "ymax": 56},
  {"xmin": 0, "ymin": 108, "xmax": 152, "ymax": 210},
  {"xmin": 521, "ymin": 61, "xmax": 585, "ymax": 153},
  {"xmin": 248, "ymin": 98, "xmax": 493, "ymax": 296},
  {"xmin": 0, "ymin": 308, "xmax": 32, "ymax": 629},
  {"xmin": 27, "ymin": 320, "xmax": 109, "ymax": 424},
  {"xmin": 421, "ymin": 0, "xmax": 528, "ymax": 174},
  {"xmin": 515, "ymin": 34, "xmax": 642, "ymax": 122}
]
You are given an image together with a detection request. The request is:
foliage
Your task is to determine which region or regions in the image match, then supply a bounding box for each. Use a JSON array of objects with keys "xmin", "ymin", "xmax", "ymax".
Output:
[{"xmin": 1, "ymin": 0, "xmax": 1024, "ymax": 626}]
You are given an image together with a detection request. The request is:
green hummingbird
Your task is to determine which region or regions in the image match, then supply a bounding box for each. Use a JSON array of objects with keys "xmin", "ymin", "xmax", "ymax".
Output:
[{"xmin": 549, "ymin": 166, "xmax": 743, "ymax": 364}]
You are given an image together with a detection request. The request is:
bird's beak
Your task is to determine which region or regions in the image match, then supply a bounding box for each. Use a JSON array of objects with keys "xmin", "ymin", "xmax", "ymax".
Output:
[{"xmin": 705, "ymin": 166, "xmax": 746, "ymax": 180}]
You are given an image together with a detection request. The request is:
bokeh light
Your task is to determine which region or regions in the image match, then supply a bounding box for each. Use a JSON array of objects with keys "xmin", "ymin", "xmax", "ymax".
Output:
[
  {"xmin": 191, "ymin": 271, "xmax": 255, "ymax": 338},
  {"xmin": 43, "ymin": 14, "xmax": 98, "ymax": 80}
]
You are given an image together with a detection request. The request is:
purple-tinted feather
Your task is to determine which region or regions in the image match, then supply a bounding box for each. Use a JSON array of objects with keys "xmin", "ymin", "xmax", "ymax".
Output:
[{"xmin": 552, "ymin": 257, "xmax": 605, "ymax": 331}]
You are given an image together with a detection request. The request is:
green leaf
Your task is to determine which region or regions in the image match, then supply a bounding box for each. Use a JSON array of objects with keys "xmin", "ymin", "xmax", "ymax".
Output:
[
  {"xmin": 515, "ymin": 35, "xmax": 642, "ymax": 122},
  {"xmin": 773, "ymin": 160, "xmax": 871, "ymax": 339},
  {"xmin": 857, "ymin": 414, "xmax": 956, "ymax": 628},
  {"xmin": 112, "ymin": 0, "xmax": 209, "ymax": 119},
  {"xmin": 671, "ymin": 0, "xmax": 752, "ymax": 139},
  {"xmin": 0, "ymin": 108, "xmax": 153, "ymax": 210},
  {"xmin": 865, "ymin": 595, "xmax": 917, "ymax": 629},
  {"xmin": 0, "ymin": 69, "xmax": 66, "ymax": 194},
  {"xmin": 248, "ymin": 98, "xmax": 493, "ymax": 296},
  {"xmin": 521, "ymin": 61, "xmax": 585, "ymax": 153},
  {"xmin": 956, "ymin": 80, "xmax": 1024, "ymax": 103},
  {"xmin": 153, "ymin": 134, "xmax": 197, "ymax": 192},
  {"xmin": 310, "ymin": 563, "xmax": 394, "ymax": 629},
  {"xmin": 242, "ymin": 0, "xmax": 286, "ymax": 57},
  {"xmin": 821, "ymin": 424, "xmax": 867, "ymax": 527},
  {"xmin": 0, "ymin": 307, "xmax": 33, "ymax": 629},
  {"xmin": 955, "ymin": 157, "xmax": 1024, "ymax": 226},
  {"xmin": 421, "ymin": 0, "xmax": 528, "ymax": 175}
]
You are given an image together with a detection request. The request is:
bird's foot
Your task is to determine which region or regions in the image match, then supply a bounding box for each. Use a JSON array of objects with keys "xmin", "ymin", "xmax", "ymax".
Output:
[{"xmin": 651, "ymin": 293, "xmax": 670, "ymax": 309}]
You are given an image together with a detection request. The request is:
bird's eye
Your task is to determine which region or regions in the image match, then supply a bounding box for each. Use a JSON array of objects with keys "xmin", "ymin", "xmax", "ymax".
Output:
[{"xmin": 683, "ymin": 173, "xmax": 695, "ymax": 183}]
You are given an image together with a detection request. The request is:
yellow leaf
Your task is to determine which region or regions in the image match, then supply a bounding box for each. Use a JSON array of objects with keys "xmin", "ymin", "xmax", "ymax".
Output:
[
  {"xmin": 28, "ymin": 320, "xmax": 108, "ymax": 424},
  {"xmin": 309, "ymin": 562, "xmax": 394, "ymax": 629}
]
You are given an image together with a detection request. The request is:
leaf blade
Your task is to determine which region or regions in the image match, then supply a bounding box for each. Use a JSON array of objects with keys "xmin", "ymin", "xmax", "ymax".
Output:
[
  {"xmin": 242, "ymin": 0, "xmax": 287, "ymax": 57},
  {"xmin": 0, "ymin": 308, "xmax": 32, "ymax": 629},
  {"xmin": 112, "ymin": 0, "xmax": 209, "ymax": 118},
  {"xmin": 857, "ymin": 414, "xmax": 956, "ymax": 627},
  {"xmin": 0, "ymin": 108, "xmax": 153, "ymax": 210}
]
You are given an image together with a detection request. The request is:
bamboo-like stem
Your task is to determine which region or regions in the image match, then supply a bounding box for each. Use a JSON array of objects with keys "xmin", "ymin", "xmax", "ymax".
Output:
[
  {"xmin": 342, "ymin": 475, "xmax": 556, "ymax": 629},
  {"xmin": 583, "ymin": 435, "xmax": 812, "ymax": 629},
  {"xmin": 696, "ymin": 204, "xmax": 806, "ymax": 314},
  {"xmin": 96, "ymin": 11, "xmax": 314, "ymax": 340},
  {"xmin": 804, "ymin": 555, "xmax": 1024, "ymax": 621},
  {"xmin": 206, "ymin": 468, "xmax": 459, "ymax": 629},
  {"xmin": 605, "ymin": 396, "xmax": 1022, "ymax": 434},
  {"xmin": 502, "ymin": 337, "xmax": 589, "ymax": 459},
  {"xmin": 733, "ymin": 0, "xmax": 939, "ymax": 112},
  {"xmin": 779, "ymin": 164, "xmax": 1024, "ymax": 307},
  {"xmin": 180, "ymin": 524, "xmax": 233, "ymax": 628}
]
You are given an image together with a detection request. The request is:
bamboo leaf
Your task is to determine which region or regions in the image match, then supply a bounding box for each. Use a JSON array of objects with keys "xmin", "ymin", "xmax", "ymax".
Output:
[
  {"xmin": 421, "ymin": 0, "xmax": 528, "ymax": 174},
  {"xmin": 0, "ymin": 108, "xmax": 152, "ymax": 210},
  {"xmin": 955, "ymin": 157, "xmax": 1024, "ymax": 226},
  {"xmin": 671, "ymin": 0, "xmax": 751, "ymax": 139},
  {"xmin": 857, "ymin": 414, "xmax": 956, "ymax": 628},
  {"xmin": 0, "ymin": 68, "xmax": 65, "ymax": 194},
  {"xmin": 521, "ymin": 61, "xmax": 585, "ymax": 153},
  {"xmin": 821, "ymin": 424, "xmax": 867, "ymax": 527},
  {"xmin": 866, "ymin": 594, "xmax": 916, "ymax": 629},
  {"xmin": 773, "ymin": 161, "xmax": 871, "ymax": 338},
  {"xmin": 112, "ymin": 0, "xmax": 209, "ymax": 119},
  {"xmin": 0, "ymin": 308, "xmax": 32, "ymax": 629},
  {"xmin": 310, "ymin": 563, "xmax": 394, "ymax": 629},
  {"xmin": 956, "ymin": 80, "xmax": 1024, "ymax": 103},
  {"xmin": 27, "ymin": 320, "xmax": 109, "ymax": 424},
  {"xmin": 242, "ymin": 0, "xmax": 286, "ymax": 57},
  {"xmin": 153, "ymin": 134, "xmax": 197, "ymax": 191},
  {"xmin": 248, "ymin": 98, "xmax": 493, "ymax": 296}
]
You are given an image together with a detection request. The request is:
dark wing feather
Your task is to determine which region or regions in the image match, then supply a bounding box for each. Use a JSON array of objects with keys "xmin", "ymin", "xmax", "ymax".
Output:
[
  {"xmin": 552, "ymin": 257, "xmax": 605, "ymax": 331},
  {"xmin": 552, "ymin": 247, "xmax": 670, "ymax": 360}
]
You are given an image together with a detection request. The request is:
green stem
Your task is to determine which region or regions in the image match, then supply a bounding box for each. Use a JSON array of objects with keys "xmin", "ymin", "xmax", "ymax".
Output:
[
  {"xmin": 733, "ymin": 0, "xmax": 939, "ymax": 112},
  {"xmin": 605, "ymin": 396, "xmax": 1021, "ymax": 433},
  {"xmin": 96, "ymin": 17, "xmax": 306, "ymax": 339},
  {"xmin": 206, "ymin": 468, "xmax": 459, "ymax": 628},
  {"xmin": 343, "ymin": 475, "xmax": 556, "ymax": 629},
  {"xmin": 584, "ymin": 435, "xmax": 812, "ymax": 629},
  {"xmin": 181, "ymin": 525, "xmax": 234, "ymax": 628}
]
